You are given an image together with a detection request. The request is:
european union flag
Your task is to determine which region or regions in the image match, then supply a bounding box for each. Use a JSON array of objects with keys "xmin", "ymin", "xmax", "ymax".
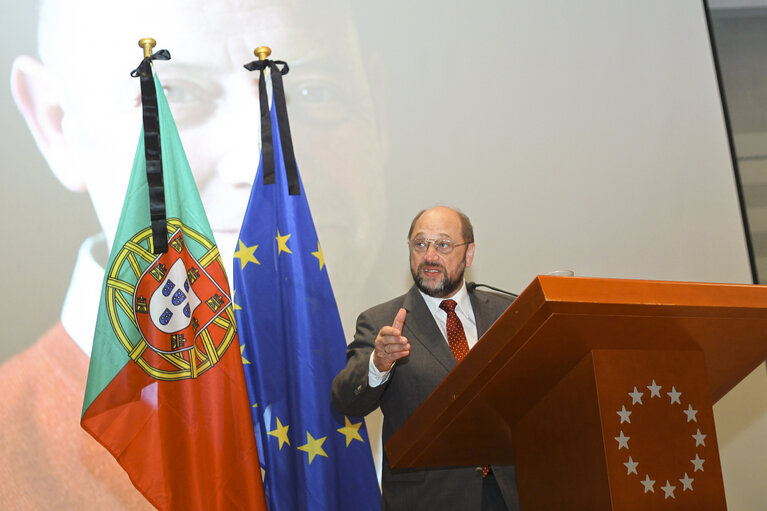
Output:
[{"xmin": 233, "ymin": 100, "xmax": 381, "ymax": 511}]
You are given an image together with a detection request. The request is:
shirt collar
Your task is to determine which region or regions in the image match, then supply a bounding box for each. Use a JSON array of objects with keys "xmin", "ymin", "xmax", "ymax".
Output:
[
  {"xmin": 61, "ymin": 234, "xmax": 107, "ymax": 357},
  {"xmin": 418, "ymin": 280, "xmax": 471, "ymax": 316}
]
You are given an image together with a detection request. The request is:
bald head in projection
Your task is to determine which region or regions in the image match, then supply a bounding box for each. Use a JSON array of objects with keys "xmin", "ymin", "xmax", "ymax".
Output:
[{"xmin": 2, "ymin": 0, "xmax": 385, "ymax": 507}]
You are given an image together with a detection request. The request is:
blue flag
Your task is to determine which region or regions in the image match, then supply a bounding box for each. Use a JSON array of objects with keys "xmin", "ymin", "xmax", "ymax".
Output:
[{"xmin": 233, "ymin": 103, "xmax": 381, "ymax": 511}]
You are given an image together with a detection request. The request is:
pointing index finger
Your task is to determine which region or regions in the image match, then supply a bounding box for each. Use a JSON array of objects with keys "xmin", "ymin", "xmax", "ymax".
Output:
[{"xmin": 391, "ymin": 308, "xmax": 407, "ymax": 333}]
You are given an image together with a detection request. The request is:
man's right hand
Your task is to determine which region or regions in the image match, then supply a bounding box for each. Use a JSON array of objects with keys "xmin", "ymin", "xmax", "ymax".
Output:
[{"xmin": 372, "ymin": 308, "xmax": 410, "ymax": 372}]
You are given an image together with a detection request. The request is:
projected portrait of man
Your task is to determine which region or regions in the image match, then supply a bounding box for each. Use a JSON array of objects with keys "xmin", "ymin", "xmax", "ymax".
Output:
[{"xmin": 1, "ymin": 0, "xmax": 386, "ymax": 508}]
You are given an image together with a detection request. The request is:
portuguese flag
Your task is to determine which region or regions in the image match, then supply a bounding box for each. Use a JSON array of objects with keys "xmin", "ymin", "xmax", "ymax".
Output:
[{"xmin": 80, "ymin": 71, "xmax": 267, "ymax": 510}]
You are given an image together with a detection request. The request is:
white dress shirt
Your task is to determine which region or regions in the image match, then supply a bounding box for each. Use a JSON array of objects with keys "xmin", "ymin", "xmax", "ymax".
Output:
[
  {"xmin": 368, "ymin": 281, "xmax": 477, "ymax": 386},
  {"xmin": 61, "ymin": 234, "xmax": 107, "ymax": 357}
]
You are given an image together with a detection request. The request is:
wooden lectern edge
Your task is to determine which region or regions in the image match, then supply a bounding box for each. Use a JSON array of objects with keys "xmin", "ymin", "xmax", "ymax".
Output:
[
  {"xmin": 386, "ymin": 275, "xmax": 767, "ymax": 470},
  {"xmin": 537, "ymin": 274, "xmax": 767, "ymax": 308},
  {"xmin": 386, "ymin": 280, "xmax": 553, "ymax": 468},
  {"xmin": 538, "ymin": 275, "xmax": 767, "ymax": 404}
]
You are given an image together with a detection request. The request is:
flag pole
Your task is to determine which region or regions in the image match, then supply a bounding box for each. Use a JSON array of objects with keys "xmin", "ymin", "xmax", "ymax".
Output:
[
  {"xmin": 139, "ymin": 37, "xmax": 156, "ymax": 59},
  {"xmin": 82, "ymin": 37, "xmax": 269, "ymax": 508},
  {"xmin": 254, "ymin": 45, "xmax": 271, "ymax": 61},
  {"xmin": 234, "ymin": 46, "xmax": 381, "ymax": 510},
  {"xmin": 132, "ymin": 37, "xmax": 169, "ymax": 254},
  {"xmin": 244, "ymin": 47, "xmax": 300, "ymax": 194}
]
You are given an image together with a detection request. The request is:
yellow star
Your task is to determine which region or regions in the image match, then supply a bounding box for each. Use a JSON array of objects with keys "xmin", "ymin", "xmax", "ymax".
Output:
[
  {"xmin": 276, "ymin": 229, "xmax": 292, "ymax": 255},
  {"xmin": 297, "ymin": 431, "xmax": 328, "ymax": 464},
  {"xmin": 337, "ymin": 416, "xmax": 364, "ymax": 447},
  {"xmin": 233, "ymin": 289, "xmax": 242, "ymax": 311},
  {"xmin": 311, "ymin": 241, "xmax": 325, "ymax": 270},
  {"xmin": 268, "ymin": 417, "xmax": 290, "ymax": 450},
  {"xmin": 234, "ymin": 240, "xmax": 260, "ymax": 269},
  {"xmin": 240, "ymin": 344, "xmax": 250, "ymax": 365}
]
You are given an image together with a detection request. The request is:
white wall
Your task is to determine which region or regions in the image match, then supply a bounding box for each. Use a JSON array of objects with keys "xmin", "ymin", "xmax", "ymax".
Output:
[{"xmin": 356, "ymin": 4, "xmax": 764, "ymax": 506}]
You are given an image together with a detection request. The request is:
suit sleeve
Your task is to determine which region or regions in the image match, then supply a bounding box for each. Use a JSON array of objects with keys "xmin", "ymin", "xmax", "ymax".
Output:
[{"xmin": 331, "ymin": 309, "xmax": 391, "ymax": 417}]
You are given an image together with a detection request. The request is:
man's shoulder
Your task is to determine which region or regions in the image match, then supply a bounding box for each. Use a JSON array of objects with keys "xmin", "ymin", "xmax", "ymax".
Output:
[
  {"xmin": 359, "ymin": 286, "xmax": 514, "ymax": 316},
  {"xmin": 472, "ymin": 288, "xmax": 516, "ymax": 309},
  {"xmin": 0, "ymin": 323, "xmax": 85, "ymax": 382}
]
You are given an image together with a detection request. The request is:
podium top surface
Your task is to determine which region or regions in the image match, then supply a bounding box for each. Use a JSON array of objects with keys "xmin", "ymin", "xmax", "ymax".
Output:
[{"xmin": 385, "ymin": 275, "xmax": 767, "ymax": 469}]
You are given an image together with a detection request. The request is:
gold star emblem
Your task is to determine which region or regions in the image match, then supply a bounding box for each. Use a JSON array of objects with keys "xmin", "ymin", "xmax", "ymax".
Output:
[
  {"xmin": 268, "ymin": 417, "xmax": 290, "ymax": 450},
  {"xmin": 233, "ymin": 289, "xmax": 242, "ymax": 311},
  {"xmin": 276, "ymin": 229, "xmax": 292, "ymax": 255},
  {"xmin": 336, "ymin": 416, "xmax": 364, "ymax": 447},
  {"xmin": 240, "ymin": 344, "xmax": 250, "ymax": 365},
  {"xmin": 311, "ymin": 241, "xmax": 325, "ymax": 270},
  {"xmin": 234, "ymin": 240, "xmax": 260, "ymax": 269},
  {"xmin": 297, "ymin": 431, "xmax": 328, "ymax": 464}
]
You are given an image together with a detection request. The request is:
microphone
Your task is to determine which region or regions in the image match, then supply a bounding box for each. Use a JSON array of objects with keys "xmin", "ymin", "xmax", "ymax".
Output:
[{"xmin": 466, "ymin": 281, "xmax": 518, "ymax": 299}]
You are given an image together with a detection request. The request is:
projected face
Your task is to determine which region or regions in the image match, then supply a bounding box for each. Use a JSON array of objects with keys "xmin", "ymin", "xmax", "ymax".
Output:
[{"xmin": 13, "ymin": 0, "xmax": 385, "ymax": 293}]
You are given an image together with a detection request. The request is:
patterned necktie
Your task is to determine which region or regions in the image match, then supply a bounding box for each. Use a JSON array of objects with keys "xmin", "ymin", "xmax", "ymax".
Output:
[
  {"xmin": 439, "ymin": 299, "xmax": 470, "ymax": 361},
  {"xmin": 439, "ymin": 298, "xmax": 489, "ymax": 477}
]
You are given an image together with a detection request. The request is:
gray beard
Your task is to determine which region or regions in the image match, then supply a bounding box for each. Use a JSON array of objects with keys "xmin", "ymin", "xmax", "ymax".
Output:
[{"xmin": 411, "ymin": 262, "xmax": 465, "ymax": 298}]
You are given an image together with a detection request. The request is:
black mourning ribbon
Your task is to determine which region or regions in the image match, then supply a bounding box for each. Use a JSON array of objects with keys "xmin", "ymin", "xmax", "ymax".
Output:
[
  {"xmin": 131, "ymin": 49, "xmax": 171, "ymax": 254},
  {"xmin": 243, "ymin": 59, "xmax": 300, "ymax": 195}
]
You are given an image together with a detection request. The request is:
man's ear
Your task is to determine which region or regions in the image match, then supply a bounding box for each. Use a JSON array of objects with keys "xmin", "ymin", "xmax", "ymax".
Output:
[
  {"xmin": 465, "ymin": 242, "xmax": 475, "ymax": 268},
  {"xmin": 10, "ymin": 55, "xmax": 85, "ymax": 191}
]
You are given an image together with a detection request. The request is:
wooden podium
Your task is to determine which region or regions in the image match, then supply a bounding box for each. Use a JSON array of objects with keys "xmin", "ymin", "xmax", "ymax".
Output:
[{"xmin": 385, "ymin": 276, "xmax": 767, "ymax": 510}]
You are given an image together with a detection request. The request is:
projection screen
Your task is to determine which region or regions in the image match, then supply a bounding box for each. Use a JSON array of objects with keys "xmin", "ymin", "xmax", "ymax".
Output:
[{"xmin": 1, "ymin": 0, "xmax": 764, "ymax": 508}]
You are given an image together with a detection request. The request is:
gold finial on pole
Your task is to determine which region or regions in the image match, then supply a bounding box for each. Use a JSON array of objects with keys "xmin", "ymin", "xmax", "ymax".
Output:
[
  {"xmin": 254, "ymin": 46, "xmax": 272, "ymax": 61},
  {"xmin": 138, "ymin": 38, "xmax": 156, "ymax": 58}
]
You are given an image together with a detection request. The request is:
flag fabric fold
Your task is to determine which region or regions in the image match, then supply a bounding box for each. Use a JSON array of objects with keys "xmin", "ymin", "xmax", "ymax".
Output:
[
  {"xmin": 81, "ymin": 72, "xmax": 267, "ymax": 511},
  {"xmin": 233, "ymin": 101, "xmax": 381, "ymax": 510}
]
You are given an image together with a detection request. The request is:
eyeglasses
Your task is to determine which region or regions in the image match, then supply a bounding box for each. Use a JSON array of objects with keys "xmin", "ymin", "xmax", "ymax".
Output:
[{"xmin": 408, "ymin": 238, "xmax": 470, "ymax": 255}]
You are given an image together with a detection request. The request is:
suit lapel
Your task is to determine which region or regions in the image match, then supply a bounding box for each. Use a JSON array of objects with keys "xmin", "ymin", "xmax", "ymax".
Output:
[
  {"xmin": 402, "ymin": 286, "xmax": 457, "ymax": 373},
  {"xmin": 470, "ymin": 290, "xmax": 494, "ymax": 337}
]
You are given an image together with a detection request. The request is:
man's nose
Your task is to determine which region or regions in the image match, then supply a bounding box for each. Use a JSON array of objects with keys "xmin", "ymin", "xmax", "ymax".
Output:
[
  {"xmin": 209, "ymin": 76, "xmax": 263, "ymax": 186},
  {"xmin": 424, "ymin": 244, "xmax": 441, "ymax": 262},
  {"xmin": 216, "ymin": 144, "xmax": 259, "ymax": 187}
]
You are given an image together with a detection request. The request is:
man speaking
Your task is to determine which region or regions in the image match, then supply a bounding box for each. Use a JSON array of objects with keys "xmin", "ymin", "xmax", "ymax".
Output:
[{"xmin": 332, "ymin": 206, "xmax": 520, "ymax": 510}]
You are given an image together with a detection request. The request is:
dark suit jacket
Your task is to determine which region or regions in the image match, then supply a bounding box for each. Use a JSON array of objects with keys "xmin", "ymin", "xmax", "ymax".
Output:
[{"xmin": 332, "ymin": 285, "xmax": 520, "ymax": 511}]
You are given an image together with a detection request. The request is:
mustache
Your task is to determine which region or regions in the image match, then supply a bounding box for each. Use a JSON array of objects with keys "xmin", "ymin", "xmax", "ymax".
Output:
[{"xmin": 418, "ymin": 262, "xmax": 445, "ymax": 273}]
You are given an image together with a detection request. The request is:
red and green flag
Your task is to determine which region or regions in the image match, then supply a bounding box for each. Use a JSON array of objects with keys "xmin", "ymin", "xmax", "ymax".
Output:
[{"xmin": 80, "ymin": 57, "xmax": 267, "ymax": 510}]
